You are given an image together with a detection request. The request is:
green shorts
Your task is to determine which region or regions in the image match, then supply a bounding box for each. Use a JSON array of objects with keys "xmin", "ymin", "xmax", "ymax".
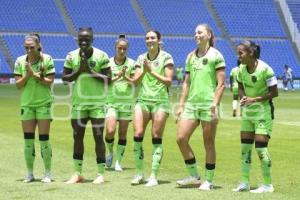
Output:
[
  {"xmin": 21, "ymin": 105, "xmax": 52, "ymax": 121},
  {"xmin": 240, "ymin": 105, "xmax": 273, "ymax": 136},
  {"xmin": 181, "ymin": 103, "xmax": 219, "ymax": 122},
  {"xmin": 135, "ymin": 100, "xmax": 169, "ymax": 114},
  {"xmin": 240, "ymin": 118, "xmax": 273, "ymax": 136},
  {"xmin": 71, "ymin": 105, "xmax": 106, "ymax": 119},
  {"xmin": 106, "ymin": 103, "xmax": 133, "ymax": 120}
]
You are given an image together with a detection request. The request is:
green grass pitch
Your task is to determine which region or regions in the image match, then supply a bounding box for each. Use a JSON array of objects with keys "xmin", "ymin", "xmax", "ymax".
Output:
[{"xmin": 0, "ymin": 84, "xmax": 299, "ymax": 200}]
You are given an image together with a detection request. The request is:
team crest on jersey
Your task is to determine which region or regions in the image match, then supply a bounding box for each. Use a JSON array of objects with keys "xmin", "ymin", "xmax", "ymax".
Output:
[
  {"xmin": 89, "ymin": 61, "xmax": 96, "ymax": 68},
  {"xmin": 251, "ymin": 76, "xmax": 257, "ymax": 83},
  {"xmin": 153, "ymin": 61, "xmax": 159, "ymax": 67},
  {"xmin": 202, "ymin": 58, "xmax": 208, "ymax": 65}
]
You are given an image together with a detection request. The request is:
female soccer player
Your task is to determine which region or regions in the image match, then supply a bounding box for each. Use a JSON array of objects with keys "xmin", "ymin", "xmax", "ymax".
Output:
[
  {"xmin": 232, "ymin": 40, "xmax": 278, "ymax": 193},
  {"xmin": 230, "ymin": 60, "xmax": 240, "ymax": 117},
  {"xmin": 14, "ymin": 33, "xmax": 55, "ymax": 183},
  {"xmin": 130, "ymin": 30, "xmax": 174, "ymax": 187},
  {"xmin": 62, "ymin": 27, "xmax": 111, "ymax": 184},
  {"xmin": 176, "ymin": 24, "xmax": 226, "ymax": 190},
  {"xmin": 105, "ymin": 35, "xmax": 136, "ymax": 171}
]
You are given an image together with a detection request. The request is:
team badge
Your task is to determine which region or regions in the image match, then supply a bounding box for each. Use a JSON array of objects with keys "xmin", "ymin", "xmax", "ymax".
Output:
[
  {"xmin": 251, "ymin": 76, "xmax": 257, "ymax": 83},
  {"xmin": 89, "ymin": 61, "xmax": 96, "ymax": 68},
  {"xmin": 202, "ymin": 58, "xmax": 208, "ymax": 65},
  {"xmin": 153, "ymin": 61, "xmax": 159, "ymax": 67}
]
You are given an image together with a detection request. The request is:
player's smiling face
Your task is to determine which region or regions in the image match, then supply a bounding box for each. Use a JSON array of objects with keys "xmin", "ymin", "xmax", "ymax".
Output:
[
  {"xmin": 78, "ymin": 31, "xmax": 93, "ymax": 51},
  {"xmin": 194, "ymin": 25, "xmax": 211, "ymax": 46},
  {"xmin": 145, "ymin": 31, "xmax": 159, "ymax": 51}
]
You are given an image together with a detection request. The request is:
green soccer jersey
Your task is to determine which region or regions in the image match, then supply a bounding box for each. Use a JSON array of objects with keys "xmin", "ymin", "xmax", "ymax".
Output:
[
  {"xmin": 185, "ymin": 47, "xmax": 225, "ymax": 106},
  {"xmin": 237, "ymin": 59, "xmax": 277, "ymax": 108},
  {"xmin": 176, "ymin": 67, "xmax": 184, "ymax": 80},
  {"xmin": 14, "ymin": 54, "xmax": 55, "ymax": 107},
  {"xmin": 107, "ymin": 57, "xmax": 135, "ymax": 103},
  {"xmin": 64, "ymin": 47, "xmax": 110, "ymax": 107},
  {"xmin": 230, "ymin": 66, "xmax": 239, "ymax": 89},
  {"xmin": 136, "ymin": 50, "xmax": 174, "ymax": 102}
]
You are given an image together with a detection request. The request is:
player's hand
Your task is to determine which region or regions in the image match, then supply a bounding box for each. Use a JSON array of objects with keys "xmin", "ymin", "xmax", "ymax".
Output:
[
  {"xmin": 25, "ymin": 62, "xmax": 33, "ymax": 76},
  {"xmin": 143, "ymin": 60, "xmax": 152, "ymax": 73},
  {"xmin": 79, "ymin": 51, "xmax": 90, "ymax": 73},
  {"xmin": 240, "ymin": 96, "xmax": 256, "ymax": 106},
  {"xmin": 175, "ymin": 104, "xmax": 184, "ymax": 124}
]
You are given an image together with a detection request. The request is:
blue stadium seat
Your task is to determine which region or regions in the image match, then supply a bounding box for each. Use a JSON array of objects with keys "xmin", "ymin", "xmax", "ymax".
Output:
[
  {"xmin": 0, "ymin": 0, "xmax": 67, "ymax": 32},
  {"xmin": 137, "ymin": 0, "xmax": 221, "ymax": 36},
  {"xmin": 0, "ymin": 53, "xmax": 11, "ymax": 75},
  {"xmin": 211, "ymin": 0, "xmax": 286, "ymax": 37},
  {"xmin": 63, "ymin": 0, "xmax": 145, "ymax": 34}
]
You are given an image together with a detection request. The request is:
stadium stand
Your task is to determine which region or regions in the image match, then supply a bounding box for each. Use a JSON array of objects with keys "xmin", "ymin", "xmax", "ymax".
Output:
[
  {"xmin": 0, "ymin": 0, "xmax": 299, "ymax": 78},
  {"xmin": 63, "ymin": 0, "xmax": 145, "ymax": 34},
  {"xmin": 0, "ymin": 53, "xmax": 11, "ymax": 75},
  {"xmin": 210, "ymin": 0, "xmax": 286, "ymax": 37},
  {"xmin": 0, "ymin": 0, "xmax": 67, "ymax": 33},
  {"xmin": 287, "ymin": 0, "xmax": 300, "ymax": 31},
  {"xmin": 136, "ymin": 0, "xmax": 221, "ymax": 36}
]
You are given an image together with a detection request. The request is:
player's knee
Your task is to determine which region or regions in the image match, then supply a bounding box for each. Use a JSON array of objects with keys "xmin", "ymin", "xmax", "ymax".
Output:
[{"xmin": 176, "ymin": 134, "xmax": 188, "ymax": 146}]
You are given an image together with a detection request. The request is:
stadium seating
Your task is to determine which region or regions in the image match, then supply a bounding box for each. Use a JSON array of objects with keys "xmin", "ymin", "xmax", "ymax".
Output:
[
  {"xmin": 63, "ymin": 0, "xmax": 144, "ymax": 34},
  {"xmin": 136, "ymin": 0, "xmax": 221, "ymax": 36},
  {"xmin": 287, "ymin": 0, "xmax": 300, "ymax": 31},
  {"xmin": 0, "ymin": 0, "xmax": 299, "ymax": 78},
  {"xmin": 0, "ymin": 0, "xmax": 67, "ymax": 32},
  {"xmin": 211, "ymin": 0, "xmax": 286, "ymax": 37},
  {"xmin": 0, "ymin": 53, "xmax": 11, "ymax": 74}
]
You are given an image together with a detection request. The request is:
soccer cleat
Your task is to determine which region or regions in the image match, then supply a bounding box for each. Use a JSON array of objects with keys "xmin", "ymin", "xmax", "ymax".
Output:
[
  {"xmin": 131, "ymin": 174, "xmax": 144, "ymax": 185},
  {"xmin": 145, "ymin": 176, "xmax": 158, "ymax": 187},
  {"xmin": 92, "ymin": 174, "xmax": 105, "ymax": 184},
  {"xmin": 250, "ymin": 184, "xmax": 274, "ymax": 193},
  {"xmin": 176, "ymin": 176, "xmax": 201, "ymax": 186},
  {"xmin": 114, "ymin": 160, "xmax": 123, "ymax": 172},
  {"xmin": 199, "ymin": 180, "xmax": 213, "ymax": 191},
  {"xmin": 232, "ymin": 182, "xmax": 250, "ymax": 192},
  {"xmin": 106, "ymin": 154, "xmax": 113, "ymax": 168},
  {"xmin": 41, "ymin": 172, "xmax": 52, "ymax": 183},
  {"xmin": 65, "ymin": 174, "xmax": 84, "ymax": 184},
  {"xmin": 23, "ymin": 174, "xmax": 35, "ymax": 183}
]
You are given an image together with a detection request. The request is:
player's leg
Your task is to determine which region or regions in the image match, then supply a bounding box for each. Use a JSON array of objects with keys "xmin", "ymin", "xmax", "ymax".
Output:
[
  {"xmin": 176, "ymin": 117, "xmax": 200, "ymax": 186},
  {"xmin": 91, "ymin": 118, "xmax": 106, "ymax": 184},
  {"xmin": 105, "ymin": 109, "xmax": 117, "ymax": 168},
  {"xmin": 21, "ymin": 116, "xmax": 37, "ymax": 183},
  {"xmin": 115, "ymin": 119, "xmax": 130, "ymax": 171},
  {"xmin": 145, "ymin": 108, "xmax": 168, "ymax": 187},
  {"xmin": 131, "ymin": 102, "xmax": 151, "ymax": 185},
  {"xmin": 66, "ymin": 117, "xmax": 88, "ymax": 184}
]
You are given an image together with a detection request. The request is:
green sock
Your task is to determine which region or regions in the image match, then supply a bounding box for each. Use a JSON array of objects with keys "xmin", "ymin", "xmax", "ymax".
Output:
[
  {"xmin": 40, "ymin": 140, "xmax": 52, "ymax": 173},
  {"xmin": 133, "ymin": 141, "xmax": 144, "ymax": 174},
  {"xmin": 151, "ymin": 144, "xmax": 163, "ymax": 178},
  {"xmin": 205, "ymin": 164, "xmax": 215, "ymax": 182},
  {"xmin": 241, "ymin": 143, "xmax": 253, "ymax": 183},
  {"xmin": 106, "ymin": 139, "xmax": 114, "ymax": 154},
  {"xmin": 116, "ymin": 144, "xmax": 126, "ymax": 162},
  {"xmin": 97, "ymin": 163, "xmax": 105, "ymax": 175},
  {"xmin": 24, "ymin": 139, "xmax": 35, "ymax": 174},
  {"xmin": 74, "ymin": 159, "xmax": 83, "ymax": 175},
  {"xmin": 186, "ymin": 162, "xmax": 198, "ymax": 177},
  {"xmin": 256, "ymin": 147, "xmax": 272, "ymax": 184}
]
